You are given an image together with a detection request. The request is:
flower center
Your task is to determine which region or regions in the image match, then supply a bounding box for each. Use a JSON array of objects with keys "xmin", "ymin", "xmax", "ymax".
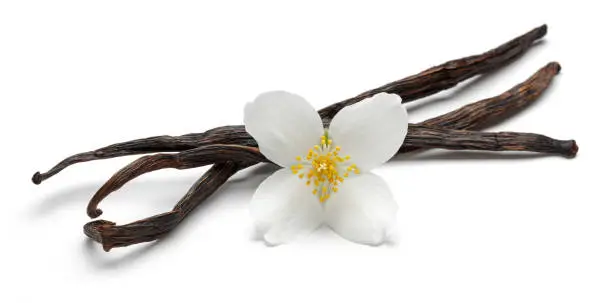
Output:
[{"xmin": 291, "ymin": 132, "xmax": 360, "ymax": 203}]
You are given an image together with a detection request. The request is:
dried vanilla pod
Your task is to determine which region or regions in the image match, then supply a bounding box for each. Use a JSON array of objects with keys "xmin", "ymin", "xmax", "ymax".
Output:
[{"xmin": 30, "ymin": 25, "xmax": 577, "ymax": 251}]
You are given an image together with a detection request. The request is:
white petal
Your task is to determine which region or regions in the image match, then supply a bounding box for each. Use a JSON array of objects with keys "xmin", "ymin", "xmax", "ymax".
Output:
[
  {"xmin": 329, "ymin": 92, "xmax": 408, "ymax": 172},
  {"xmin": 324, "ymin": 173, "xmax": 398, "ymax": 245},
  {"xmin": 250, "ymin": 168, "xmax": 323, "ymax": 245},
  {"xmin": 244, "ymin": 91, "xmax": 324, "ymax": 167}
]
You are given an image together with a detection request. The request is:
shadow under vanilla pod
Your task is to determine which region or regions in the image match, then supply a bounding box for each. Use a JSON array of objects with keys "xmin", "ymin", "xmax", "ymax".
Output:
[{"xmin": 32, "ymin": 24, "xmax": 578, "ymax": 251}]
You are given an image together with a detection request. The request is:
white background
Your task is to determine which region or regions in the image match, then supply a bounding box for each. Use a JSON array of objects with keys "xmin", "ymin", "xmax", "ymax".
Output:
[{"xmin": 1, "ymin": 1, "xmax": 610, "ymax": 302}]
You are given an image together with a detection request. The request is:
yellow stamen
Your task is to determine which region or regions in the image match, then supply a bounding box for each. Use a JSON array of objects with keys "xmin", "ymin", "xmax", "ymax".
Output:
[{"xmin": 295, "ymin": 141, "xmax": 359, "ymax": 203}]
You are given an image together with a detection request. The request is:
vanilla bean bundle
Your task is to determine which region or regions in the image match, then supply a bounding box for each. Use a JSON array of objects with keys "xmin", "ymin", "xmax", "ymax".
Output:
[{"xmin": 33, "ymin": 25, "xmax": 578, "ymax": 251}]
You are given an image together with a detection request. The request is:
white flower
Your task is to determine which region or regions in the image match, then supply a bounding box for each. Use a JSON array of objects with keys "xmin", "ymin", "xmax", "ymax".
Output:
[{"xmin": 244, "ymin": 91, "xmax": 408, "ymax": 245}]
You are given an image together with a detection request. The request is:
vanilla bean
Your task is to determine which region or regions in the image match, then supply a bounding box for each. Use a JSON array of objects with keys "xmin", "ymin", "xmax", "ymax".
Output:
[
  {"xmin": 420, "ymin": 62, "xmax": 560, "ymax": 131},
  {"xmin": 317, "ymin": 25, "xmax": 548, "ymax": 119},
  {"xmin": 27, "ymin": 24, "xmax": 563, "ymax": 251},
  {"xmin": 32, "ymin": 127, "xmax": 253, "ymax": 185},
  {"xmin": 399, "ymin": 62, "xmax": 561, "ymax": 152},
  {"xmin": 86, "ymin": 126, "xmax": 576, "ymax": 218},
  {"xmin": 84, "ymin": 162, "xmax": 240, "ymax": 251},
  {"xmin": 403, "ymin": 125, "xmax": 577, "ymax": 156},
  {"xmin": 33, "ymin": 25, "xmax": 547, "ymax": 185}
]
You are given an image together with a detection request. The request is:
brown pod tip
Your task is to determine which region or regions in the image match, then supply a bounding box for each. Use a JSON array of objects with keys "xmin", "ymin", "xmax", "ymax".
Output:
[
  {"xmin": 538, "ymin": 24, "xmax": 548, "ymax": 37},
  {"xmin": 565, "ymin": 140, "xmax": 579, "ymax": 158},
  {"xmin": 88, "ymin": 208, "xmax": 103, "ymax": 219},
  {"xmin": 547, "ymin": 61, "xmax": 561, "ymax": 74},
  {"xmin": 32, "ymin": 172, "xmax": 42, "ymax": 185},
  {"xmin": 83, "ymin": 220, "xmax": 116, "ymax": 252}
]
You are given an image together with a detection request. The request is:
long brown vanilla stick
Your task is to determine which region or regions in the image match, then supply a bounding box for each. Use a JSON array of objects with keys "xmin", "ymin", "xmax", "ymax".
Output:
[
  {"xmin": 403, "ymin": 125, "xmax": 577, "ymax": 155},
  {"xmin": 317, "ymin": 25, "xmax": 548, "ymax": 119},
  {"xmin": 83, "ymin": 61, "xmax": 570, "ymax": 251},
  {"xmin": 86, "ymin": 125, "xmax": 576, "ymax": 218},
  {"xmin": 33, "ymin": 25, "xmax": 548, "ymax": 185},
  {"xmin": 84, "ymin": 162, "xmax": 240, "ymax": 251},
  {"xmin": 419, "ymin": 62, "xmax": 560, "ymax": 132}
]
